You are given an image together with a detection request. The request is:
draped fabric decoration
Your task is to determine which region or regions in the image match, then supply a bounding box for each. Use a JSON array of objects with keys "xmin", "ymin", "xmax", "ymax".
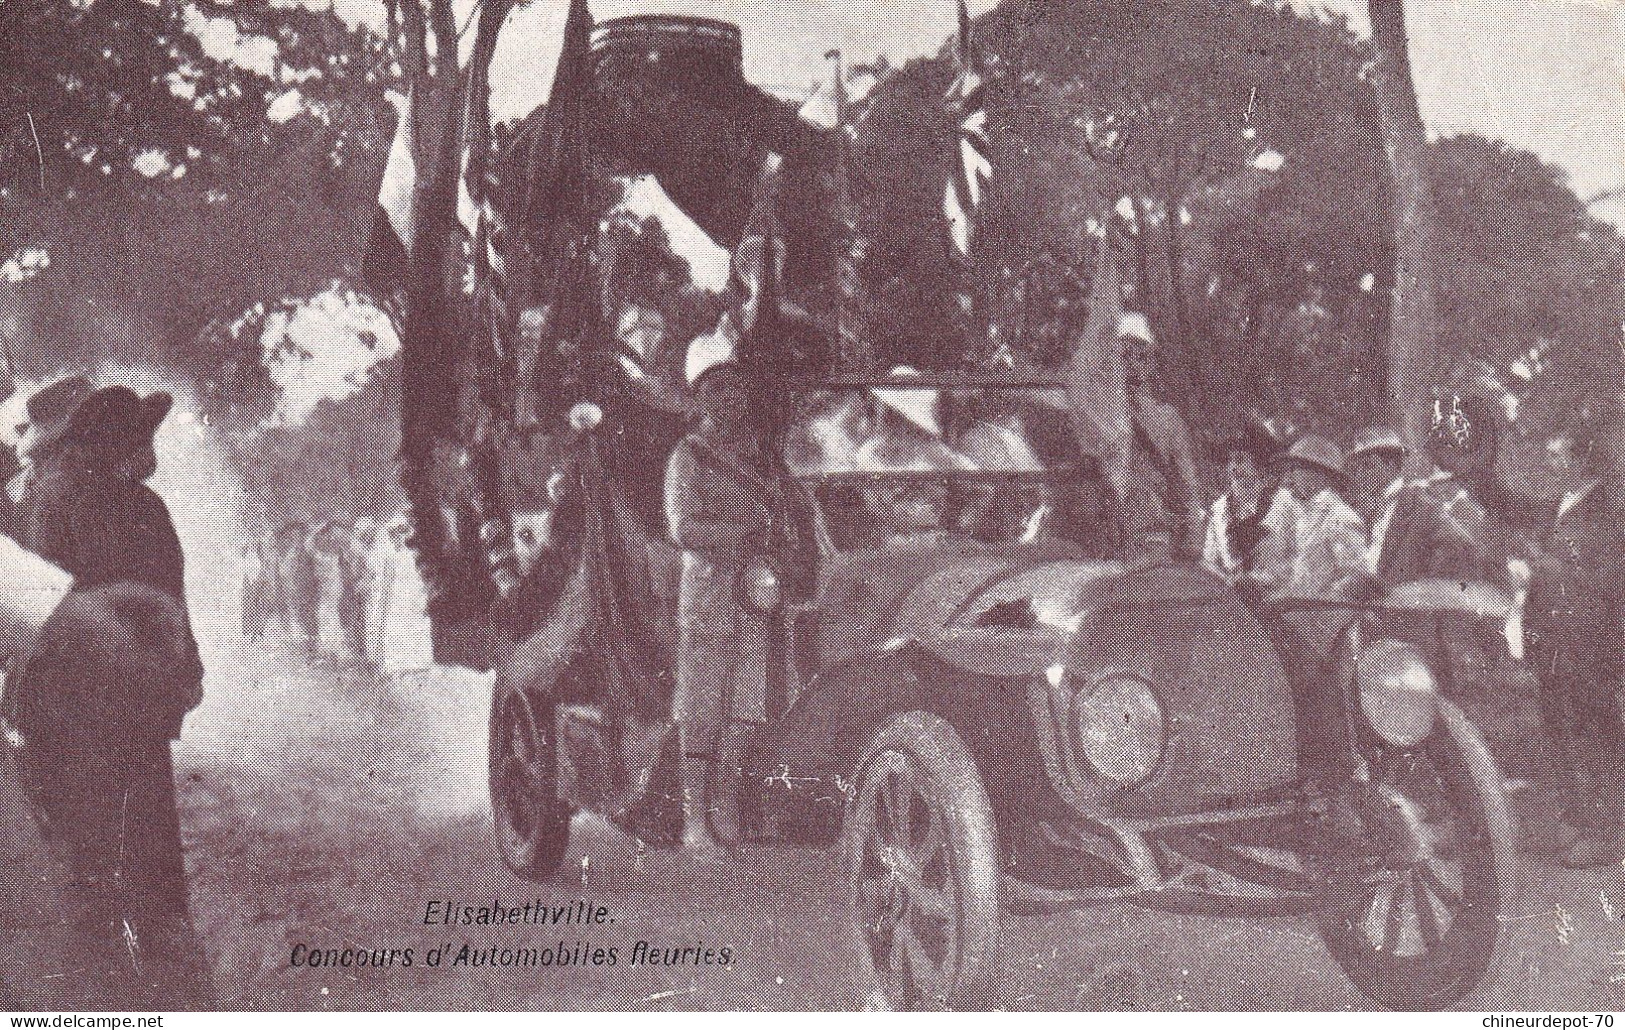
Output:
[
  {"xmin": 488, "ymin": 0, "xmax": 600, "ymax": 427},
  {"xmin": 465, "ymin": 0, "xmax": 518, "ymax": 420},
  {"xmin": 577, "ymin": 434, "xmax": 677, "ymax": 719},
  {"xmin": 943, "ymin": 0, "xmax": 990, "ymax": 259}
]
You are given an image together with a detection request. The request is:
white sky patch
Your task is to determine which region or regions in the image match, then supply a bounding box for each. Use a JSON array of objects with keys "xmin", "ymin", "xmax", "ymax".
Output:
[
  {"xmin": 1, "ymin": 248, "xmax": 49, "ymax": 284},
  {"xmin": 334, "ymin": 0, "xmax": 388, "ymax": 34},
  {"xmin": 166, "ymin": 72, "xmax": 198, "ymax": 101},
  {"xmin": 266, "ymin": 88, "xmax": 305, "ymax": 124},
  {"xmin": 132, "ymin": 148, "xmax": 174, "ymax": 178},
  {"xmin": 1359, "ymin": 272, "xmax": 1377, "ymax": 293},
  {"xmin": 617, "ymin": 176, "xmax": 732, "ymax": 293},
  {"xmin": 182, "ymin": 4, "xmax": 280, "ymax": 77},
  {"xmin": 279, "ymin": 64, "xmax": 323, "ymax": 85},
  {"xmin": 259, "ymin": 286, "xmax": 401, "ymax": 424}
]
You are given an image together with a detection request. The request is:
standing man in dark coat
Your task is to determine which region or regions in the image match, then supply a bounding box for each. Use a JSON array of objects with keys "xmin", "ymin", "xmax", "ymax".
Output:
[
  {"xmin": 1526, "ymin": 476, "xmax": 1625, "ymax": 867},
  {"xmin": 10, "ymin": 384, "xmax": 211, "ymax": 1007}
]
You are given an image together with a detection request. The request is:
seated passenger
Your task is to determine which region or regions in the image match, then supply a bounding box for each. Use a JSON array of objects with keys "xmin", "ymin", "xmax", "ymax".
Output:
[
  {"xmin": 870, "ymin": 477, "xmax": 954, "ymax": 549},
  {"xmin": 1204, "ymin": 416, "xmax": 1299, "ymax": 594},
  {"xmin": 1272, "ymin": 435, "xmax": 1367, "ymax": 601}
]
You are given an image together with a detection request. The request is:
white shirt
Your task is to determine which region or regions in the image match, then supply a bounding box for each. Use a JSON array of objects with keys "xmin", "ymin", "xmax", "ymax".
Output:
[
  {"xmin": 1205, "ymin": 487, "xmax": 1299, "ymax": 584},
  {"xmin": 1279, "ymin": 489, "xmax": 1367, "ymax": 600}
]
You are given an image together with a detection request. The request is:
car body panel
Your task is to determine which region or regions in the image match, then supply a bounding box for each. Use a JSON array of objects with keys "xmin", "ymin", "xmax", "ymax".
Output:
[{"xmin": 779, "ymin": 542, "xmax": 1302, "ymax": 825}]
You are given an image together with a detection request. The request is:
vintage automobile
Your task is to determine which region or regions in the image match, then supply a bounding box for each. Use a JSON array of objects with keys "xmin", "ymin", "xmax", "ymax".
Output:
[{"xmin": 487, "ymin": 378, "xmax": 1518, "ymax": 1012}]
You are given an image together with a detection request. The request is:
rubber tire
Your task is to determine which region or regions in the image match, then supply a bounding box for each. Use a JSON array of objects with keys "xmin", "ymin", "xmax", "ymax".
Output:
[
  {"xmin": 1318, "ymin": 699, "xmax": 1513, "ymax": 1010},
  {"xmin": 843, "ymin": 710, "xmax": 1001, "ymax": 1010},
  {"xmin": 489, "ymin": 674, "xmax": 573, "ymax": 880}
]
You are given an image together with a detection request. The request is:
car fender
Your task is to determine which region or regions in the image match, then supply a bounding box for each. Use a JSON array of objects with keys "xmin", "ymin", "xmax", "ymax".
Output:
[{"xmin": 761, "ymin": 643, "xmax": 1055, "ymax": 842}]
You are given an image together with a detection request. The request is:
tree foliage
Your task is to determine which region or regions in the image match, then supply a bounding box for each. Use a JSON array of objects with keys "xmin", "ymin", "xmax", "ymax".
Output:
[{"xmin": 851, "ymin": 0, "xmax": 1623, "ymax": 469}]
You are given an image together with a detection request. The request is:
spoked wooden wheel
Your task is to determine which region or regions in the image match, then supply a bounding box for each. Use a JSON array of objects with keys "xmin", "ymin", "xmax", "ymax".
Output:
[
  {"xmin": 843, "ymin": 711, "xmax": 1000, "ymax": 1010},
  {"xmin": 1319, "ymin": 702, "xmax": 1511, "ymax": 1010},
  {"xmin": 489, "ymin": 676, "xmax": 572, "ymax": 880}
]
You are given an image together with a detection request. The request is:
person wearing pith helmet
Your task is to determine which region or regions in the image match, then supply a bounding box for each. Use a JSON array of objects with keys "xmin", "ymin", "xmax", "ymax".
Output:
[
  {"xmin": 1350, "ymin": 424, "xmax": 1485, "ymax": 587},
  {"xmin": 662, "ymin": 336, "xmax": 778, "ymax": 857},
  {"xmin": 1275, "ymin": 435, "xmax": 1367, "ymax": 601},
  {"xmin": 1346, "ymin": 426, "xmax": 1408, "ymax": 569}
]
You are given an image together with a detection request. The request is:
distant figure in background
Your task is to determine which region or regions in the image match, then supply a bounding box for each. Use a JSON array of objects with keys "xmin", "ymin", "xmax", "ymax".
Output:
[
  {"xmin": 340, "ymin": 517, "xmax": 377, "ymax": 662},
  {"xmin": 308, "ymin": 522, "xmax": 349, "ymax": 655},
  {"xmin": 278, "ymin": 521, "xmax": 320, "ymax": 645},
  {"xmin": 365, "ymin": 515, "xmax": 433, "ymax": 672},
  {"xmin": 9, "ymin": 384, "xmax": 212, "ymax": 1008},
  {"xmin": 240, "ymin": 538, "xmax": 271, "ymax": 642}
]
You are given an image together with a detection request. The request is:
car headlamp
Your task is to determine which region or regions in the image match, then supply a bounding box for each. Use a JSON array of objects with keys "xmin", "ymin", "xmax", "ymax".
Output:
[
  {"xmin": 745, "ymin": 561, "xmax": 782, "ymax": 611},
  {"xmin": 1356, "ymin": 638, "xmax": 1437, "ymax": 747},
  {"xmin": 1071, "ymin": 673, "xmax": 1165, "ymax": 787}
]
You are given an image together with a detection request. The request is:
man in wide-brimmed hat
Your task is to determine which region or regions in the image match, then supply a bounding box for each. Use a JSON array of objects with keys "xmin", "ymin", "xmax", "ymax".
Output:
[
  {"xmin": 6, "ymin": 376, "xmax": 96, "ymax": 517},
  {"xmin": 8, "ymin": 382, "xmax": 211, "ymax": 1006},
  {"xmin": 1274, "ymin": 434, "xmax": 1367, "ymax": 601},
  {"xmin": 15, "ymin": 375, "xmax": 95, "ymax": 467}
]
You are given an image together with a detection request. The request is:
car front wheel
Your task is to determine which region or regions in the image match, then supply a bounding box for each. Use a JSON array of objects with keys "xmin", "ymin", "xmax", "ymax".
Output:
[
  {"xmin": 489, "ymin": 675, "xmax": 573, "ymax": 880},
  {"xmin": 1318, "ymin": 698, "xmax": 1513, "ymax": 1010},
  {"xmin": 843, "ymin": 710, "xmax": 1001, "ymax": 1010}
]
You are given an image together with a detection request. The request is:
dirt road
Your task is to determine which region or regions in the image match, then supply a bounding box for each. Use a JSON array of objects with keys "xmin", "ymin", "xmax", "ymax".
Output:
[{"xmin": 5, "ymin": 639, "xmax": 1625, "ymax": 1011}]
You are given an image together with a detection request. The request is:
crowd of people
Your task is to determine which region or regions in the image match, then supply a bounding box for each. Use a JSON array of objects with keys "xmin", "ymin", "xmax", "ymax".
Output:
[{"xmin": 239, "ymin": 514, "xmax": 433, "ymax": 671}]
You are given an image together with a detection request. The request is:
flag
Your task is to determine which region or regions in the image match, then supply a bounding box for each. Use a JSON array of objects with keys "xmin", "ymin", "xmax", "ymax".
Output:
[
  {"xmin": 520, "ymin": 0, "xmax": 595, "ymax": 269},
  {"xmin": 515, "ymin": 0, "xmax": 597, "ymax": 357},
  {"xmin": 943, "ymin": 0, "xmax": 990, "ymax": 258},
  {"xmin": 362, "ymin": 90, "xmax": 416, "ymax": 294},
  {"xmin": 378, "ymin": 89, "xmax": 417, "ymax": 251},
  {"xmin": 362, "ymin": 87, "xmax": 478, "ymax": 295}
]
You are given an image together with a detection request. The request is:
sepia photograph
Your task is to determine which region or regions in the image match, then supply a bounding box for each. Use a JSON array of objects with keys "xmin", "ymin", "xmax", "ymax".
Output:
[{"xmin": 0, "ymin": 0, "xmax": 1622, "ymax": 1014}]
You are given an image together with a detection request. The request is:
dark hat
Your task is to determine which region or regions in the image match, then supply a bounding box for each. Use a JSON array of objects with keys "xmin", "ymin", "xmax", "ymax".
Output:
[
  {"xmin": 1230, "ymin": 411, "xmax": 1294, "ymax": 462},
  {"xmin": 20, "ymin": 375, "xmax": 96, "ymax": 460},
  {"xmin": 26, "ymin": 375, "xmax": 95, "ymax": 424},
  {"xmin": 64, "ymin": 385, "xmax": 173, "ymax": 459}
]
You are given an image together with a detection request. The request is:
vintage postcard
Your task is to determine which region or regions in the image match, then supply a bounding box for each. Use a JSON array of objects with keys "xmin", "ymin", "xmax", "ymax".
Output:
[{"xmin": 0, "ymin": 0, "xmax": 1621, "ymax": 1014}]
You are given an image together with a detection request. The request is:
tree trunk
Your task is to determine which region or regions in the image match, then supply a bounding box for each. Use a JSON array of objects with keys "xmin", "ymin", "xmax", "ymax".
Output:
[{"xmin": 1368, "ymin": 0, "xmax": 1437, "ymax": 458}]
